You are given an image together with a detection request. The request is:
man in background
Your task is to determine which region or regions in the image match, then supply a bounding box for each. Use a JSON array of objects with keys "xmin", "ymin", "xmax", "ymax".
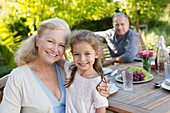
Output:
[{"xmin": 95, "ymin": 13, "xmax": 139, "ymax": 66}]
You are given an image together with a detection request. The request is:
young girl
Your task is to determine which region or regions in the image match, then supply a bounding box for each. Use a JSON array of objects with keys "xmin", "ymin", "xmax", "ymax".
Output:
[{"xmin": 57, "ymin": 30, "xmax": 108, "ymax": 113}]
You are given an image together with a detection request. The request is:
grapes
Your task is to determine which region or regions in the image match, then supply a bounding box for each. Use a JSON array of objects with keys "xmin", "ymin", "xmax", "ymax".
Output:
[
  {"xmin": 129, "ymin": 66, "xmax": 150, "ymax": 81},
  {"xmin": 131, "ymin": 70, "xmax": 145, "ymax": 81},
  {"xmin": 120, "ymin": 66, "xmax": 151, "ymax": 81}
]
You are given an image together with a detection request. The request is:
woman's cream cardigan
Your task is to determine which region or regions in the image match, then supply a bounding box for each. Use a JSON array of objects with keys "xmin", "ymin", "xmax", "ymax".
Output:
[{"xmin": 0, "ymin": 64, "xmax": 66, "ymax": 113}]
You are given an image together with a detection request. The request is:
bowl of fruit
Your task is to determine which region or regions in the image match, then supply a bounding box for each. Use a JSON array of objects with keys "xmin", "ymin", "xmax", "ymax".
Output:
[{"xmin": 115, "ymin": 66, "xmax": 154, "ymax": 83}]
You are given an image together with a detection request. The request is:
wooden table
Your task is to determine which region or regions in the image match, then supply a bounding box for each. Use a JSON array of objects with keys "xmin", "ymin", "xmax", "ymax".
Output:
[{"xmin": 106, "ymin": 62, "xmax": 170, "ymax": 113}]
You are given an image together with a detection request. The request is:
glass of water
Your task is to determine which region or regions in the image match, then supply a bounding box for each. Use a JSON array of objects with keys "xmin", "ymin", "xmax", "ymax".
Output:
[
  {"xmin": 122, "ymin": 71, "xmax": 133, "ymax": 91},
  {"xmin": 164, "ymin": 62, "xmax": 170, "ymax": 80}
]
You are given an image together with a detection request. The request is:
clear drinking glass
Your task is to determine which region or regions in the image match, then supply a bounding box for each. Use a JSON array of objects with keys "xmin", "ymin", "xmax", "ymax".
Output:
[
  {"xmin": 122, "ymin": 71, "xmax": 133, "ymax": 91},
  {"xmin": 164, "ymin": 62, "xmax": 170, "ymax": 80}
]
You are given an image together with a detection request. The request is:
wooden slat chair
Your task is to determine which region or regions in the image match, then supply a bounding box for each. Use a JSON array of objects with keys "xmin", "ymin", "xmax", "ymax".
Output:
[
  {"xmin": 100, "ymin": 32, "xmax": 147, "ymax": 65},
  {"xmin": 100, "ymin": 41, "xmax": 111, "ymax": 64},
  {"xmin": 0, "ymin": 91, "xmax": 3, "ymax": 103},
  {"xmin": 0, "ymin": 74, "xmax": 9, "ymax": 104},
  {"xmin": 98, "ymin": 36, "xmax": 112, "ymax": 65},
  {"xmin": 138, "ymin": 32, "xmax": 147, "ymax": 51}
]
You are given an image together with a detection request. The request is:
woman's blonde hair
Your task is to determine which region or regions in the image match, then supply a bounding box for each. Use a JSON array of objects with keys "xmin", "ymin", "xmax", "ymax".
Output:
[
  {"xmin": 15, "ymin": 17, "xmax": 71, "ymax": 66},
  {"xmin": 65, "ymin": 30, "xmax": 104, "ymax": 88}
]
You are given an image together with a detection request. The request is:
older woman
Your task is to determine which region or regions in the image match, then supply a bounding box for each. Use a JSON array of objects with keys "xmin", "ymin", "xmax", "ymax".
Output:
[{"xmin": 0, "ymin": 17, "xmax": 109, "ymax": 113}]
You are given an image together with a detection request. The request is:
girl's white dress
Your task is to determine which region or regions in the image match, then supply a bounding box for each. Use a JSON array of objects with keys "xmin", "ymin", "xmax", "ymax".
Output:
[{"xmin": 64, "ymin": 61, "xmax": 108, "ymax": 113}]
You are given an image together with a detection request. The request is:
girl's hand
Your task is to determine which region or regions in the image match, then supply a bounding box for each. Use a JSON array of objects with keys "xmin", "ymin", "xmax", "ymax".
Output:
[{"xmin": 97, "ymin": 77, "xmax": 110, "ymax": 98}]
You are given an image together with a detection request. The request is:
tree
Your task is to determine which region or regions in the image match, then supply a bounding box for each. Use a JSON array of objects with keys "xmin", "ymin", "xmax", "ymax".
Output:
[
  {"xmin": 117, "ymin": 0, "xmax": 168, "ymax": 31},
  {"xmin": 0, "ymin": 0, "xmax": 169, "ymax": 75},
  {"xmin": 1, "ymin": 0, "xmax": 168, "ymax": 34},
  {"xmin": 0, "ymin": 20, "xmax": 20, "ymax": 77},
  {"xmin": 1, "ymin": 0, "xmax": 116, "ymax": 37}
]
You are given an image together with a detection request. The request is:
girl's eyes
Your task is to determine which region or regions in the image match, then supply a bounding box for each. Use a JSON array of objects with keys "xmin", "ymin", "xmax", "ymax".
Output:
[
  {"xmin": 85, "ymin": 53, "xmax": 90, "ymax": 55},
  {"xmin": 74, "ymin": 54, "xmax": 79, "ymax": 56},
  {"xmin": 73, "ymin": 53, "xmax": 90, "ymax": 56}
]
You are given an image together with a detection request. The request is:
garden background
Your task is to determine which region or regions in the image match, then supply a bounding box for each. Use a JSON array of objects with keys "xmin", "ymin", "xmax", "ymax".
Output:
[{"xmin": 0, "ymin": 0, "xmax": 169, "ymax": 78}]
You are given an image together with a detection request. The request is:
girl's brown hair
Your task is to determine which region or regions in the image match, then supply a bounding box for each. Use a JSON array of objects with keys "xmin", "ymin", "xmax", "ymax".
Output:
[{"xmin": 65, "ymin": 30, "xmax": 104, "ymax": 88}]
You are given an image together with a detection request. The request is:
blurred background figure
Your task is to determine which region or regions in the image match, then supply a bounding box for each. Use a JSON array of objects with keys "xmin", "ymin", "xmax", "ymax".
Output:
[{"xmin": 95, "ymin": 13, "xmax": 139, "ymax": 66}]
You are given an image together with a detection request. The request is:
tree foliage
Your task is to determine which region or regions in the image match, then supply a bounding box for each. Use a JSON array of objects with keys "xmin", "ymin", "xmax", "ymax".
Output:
[
  {"xmin": 1, "ymin": 0, "xmax": 116, "ymax": 37},
  {"xmin": 1, "ymin": 0, "xmax": 168, "ymax": 35},
  {"xmin": 0, "ymin": 0, "xmax": 169, "ymax": 76},
  {"xmin": 115, "ymin": 0, "xmax": 168, "ymax": 31},
  {"xmin": 0, "ymin": 20, "xmax": 19, "ymax": 76}
]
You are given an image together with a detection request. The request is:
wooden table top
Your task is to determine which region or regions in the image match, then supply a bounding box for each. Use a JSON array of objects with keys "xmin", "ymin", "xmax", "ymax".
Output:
[{"xmin": 106, "ymin": 62, "xmax": 170, "ymax": 113}]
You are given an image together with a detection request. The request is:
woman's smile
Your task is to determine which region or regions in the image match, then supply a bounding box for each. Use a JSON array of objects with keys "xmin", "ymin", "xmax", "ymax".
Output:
[
  {"xmin": 46, "ymin": 51, "xmax": 58, "ymax": 57},
  {"xmin": 36, "ymin": 29, "xmax": 66, "ymax": 64}
]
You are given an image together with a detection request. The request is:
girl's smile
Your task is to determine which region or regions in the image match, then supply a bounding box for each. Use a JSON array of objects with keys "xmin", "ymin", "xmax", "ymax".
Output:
[
  {"xmin": 72, "ymin": 41, "xmax": 99, "ymax": 74},
  {"xmin": 78, "ymin": 63, "xmax": 88, "ymax": 66}
]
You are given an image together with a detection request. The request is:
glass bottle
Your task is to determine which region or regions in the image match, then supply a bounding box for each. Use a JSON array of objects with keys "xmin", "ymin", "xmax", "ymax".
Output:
[
  {"xmin": 157, "ymin": 36, "xmax": 168, "ymax": 75},
  {"xmin": 155, "ymin": 41, "xmax": 160, "ymax": 72},
  {"xmin": 155, "ymin": 48, "xmax": 158, "ymax": 71},
  {"xmin": 168, "ymin": 53, "xmax": 170, "ymax": 63}
]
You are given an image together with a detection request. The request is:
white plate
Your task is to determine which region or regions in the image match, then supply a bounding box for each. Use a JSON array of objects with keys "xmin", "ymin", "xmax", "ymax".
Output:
[
  {"xmin": 108, "ymin": 83, "xmax": 119, "ymax": 94},
  {"xmin": 102, "ymin": 68, "xmax": 113, "ymax": 75},
  {"xmin": 161, "ymin": 81, "xmax": 170, "ymax": 90},
  {"xmin": 134, "ymin": 57, "xmax": 143, "ymax": 62},
  {"xmin": 115, "ymin": 73, "xmax": 154, "ymax": 83}
]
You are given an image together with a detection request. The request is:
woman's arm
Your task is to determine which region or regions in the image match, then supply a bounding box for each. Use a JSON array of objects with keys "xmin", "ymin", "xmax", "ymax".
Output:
[
  {"xmin": 0, "ymin": 73, "xmax": 22, "ymax": 113},
  {"xmin": 96, "ymin": 107, "xmax": 106, "ymax": 113}
]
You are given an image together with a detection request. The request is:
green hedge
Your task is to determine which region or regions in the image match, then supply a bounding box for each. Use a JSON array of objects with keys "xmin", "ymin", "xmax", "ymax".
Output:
[{"xmin": 0, "ymin": 65, "xmax": 11, "ymax": 78}]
